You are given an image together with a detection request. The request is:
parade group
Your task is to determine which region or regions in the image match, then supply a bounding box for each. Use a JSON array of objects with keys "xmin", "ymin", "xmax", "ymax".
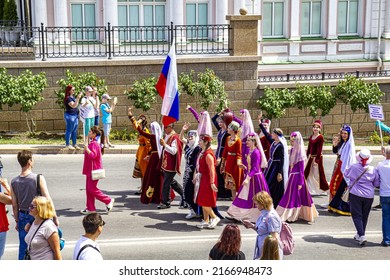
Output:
[{"xmin": 1, "ymin": 84, "xmax": 390, "ymax": 261}]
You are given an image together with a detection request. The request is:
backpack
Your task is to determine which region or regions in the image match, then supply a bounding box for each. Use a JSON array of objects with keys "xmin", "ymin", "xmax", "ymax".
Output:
[{"xmin": 280, "ymin": 222, "xmax": 295, "ymax": 255}]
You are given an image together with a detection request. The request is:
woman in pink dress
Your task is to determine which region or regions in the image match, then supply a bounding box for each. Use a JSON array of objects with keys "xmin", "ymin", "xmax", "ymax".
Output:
[
  {"xmin": 81, "ymin": 126, "xmax": 115, "ymax": 214},
  {"xmin": 227, "ymin": 132, "xmax": 269, "ymax": 222},
  {"xmin": 276, "ymin": 131, "xmax": 318, "ymax": 223}
]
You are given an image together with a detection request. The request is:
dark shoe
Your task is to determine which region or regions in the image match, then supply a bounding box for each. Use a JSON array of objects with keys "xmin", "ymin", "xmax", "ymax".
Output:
[
  {"xmin": 157, "ymin": 203, "xmax": 171, "ymax": 209},
  {"xmin": 134, "ymin": 190, "xmax": 142, "ymax": 195},
  {"xmin": 373, "ymin": 204, "xmax": 382, "ymax": 210},
  {"xmin": 381, "ymin": 241, "xmax": 389, "ymax": 247}
]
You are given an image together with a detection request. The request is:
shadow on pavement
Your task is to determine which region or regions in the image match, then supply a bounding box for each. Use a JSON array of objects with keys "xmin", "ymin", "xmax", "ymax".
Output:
[{"xmin": 302, "ymin": 234, "xmax": 379, "ymax": 248}]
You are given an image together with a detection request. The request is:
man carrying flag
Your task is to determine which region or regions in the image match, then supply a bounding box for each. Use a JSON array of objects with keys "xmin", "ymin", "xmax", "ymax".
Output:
[{"xmin": 156, "ymin": 42, "xmax": 184, "ymax": 209}]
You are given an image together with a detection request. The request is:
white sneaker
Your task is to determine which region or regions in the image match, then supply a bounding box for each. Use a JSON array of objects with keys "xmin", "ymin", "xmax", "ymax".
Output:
[
  {"xmin": 359, "ymin": 235, "xmax": 367, "ymax": 245},
  {"xmin": 185, "ymin": 209, "xmax": 197, "ymax": 220},
  {"xmin": 73, "ymin": 144, "xmax": 81, "ymax": 150},
  {"xmin": 80, "ymin": 208, "xmax": 96, "ymax": 215},
  {"xmin": 106, "ymin": 198, "xmax": 115, "ymax": 213},
  {"xmin": 66, "ymin": 145, "xmax": 75, "ymax": 150},
  {"xmin": 196, "ymin": 220, "xmax": 209, "ymax": 229},
  {"xmin": 353, "ymin": 233, "xmax": 359, "ymax": 241},
  {"xmin": 209, "ymin": 217, "xmax": 221, "ymax": 228}
]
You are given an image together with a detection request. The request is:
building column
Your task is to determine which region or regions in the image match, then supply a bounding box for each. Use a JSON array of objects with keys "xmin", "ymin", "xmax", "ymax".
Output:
[
  {"xmin": 104, "ymin": 0, "xmax": 118, "ymax": 43},
  {"xmin": 33, "ymin": 0, "xmax": 47, "ymax": 27},
  {"xmin": 234, "ymin": 0, "xmax": 245, "ymax": 15},
  {"xmin": 327, "ymin": 0, "xmax": 338, "ymax": 39},
  {"xmin": 383, "ymin": 0, "xmax": 390, "ymax": 38},
  {"xmin": 289, "ymin": 0, "xmax": 300, "ymax": 40},
  {"xmin": 326, "ymin": 0, "xmax": 338, "ymax": 60},
  {"xmin": 53, "ymin": 0, "xmax": 69, "ymax": 43},
  {"xmin": 216, "ymin": 0, "xmax": 228, "ymax": 42},
  {"xmin": 169, "ymin": 0, "xmax": 184, "ymax": 43}
]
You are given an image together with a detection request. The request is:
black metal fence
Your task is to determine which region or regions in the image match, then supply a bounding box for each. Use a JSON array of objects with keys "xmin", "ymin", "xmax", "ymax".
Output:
[
  {"xmin": 0, "ymin": 22, "xmax": 231, "ymax": 60},
  {"xmin": 258, "ymin": 70, "xmax": 390, "ymax": 83}
]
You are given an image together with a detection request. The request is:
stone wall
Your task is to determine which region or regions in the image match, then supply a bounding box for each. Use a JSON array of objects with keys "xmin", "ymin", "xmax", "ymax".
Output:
[{"xmin": 0, "ymin": 56, "xmax": 260, "ymax": 134}]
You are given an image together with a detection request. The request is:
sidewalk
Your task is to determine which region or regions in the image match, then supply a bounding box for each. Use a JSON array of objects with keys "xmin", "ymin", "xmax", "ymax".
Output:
[{"xmin": 0, "ymin": 144, "xmax": 384, "ymax": 155}]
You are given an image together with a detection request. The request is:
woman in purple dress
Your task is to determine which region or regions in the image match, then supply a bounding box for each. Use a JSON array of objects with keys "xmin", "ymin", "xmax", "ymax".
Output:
[
  {"xmin": 276, "ymin": 132, "xmax": 318, "ymax": 223},
  {"xmin": 227, "ymin": 133, "xmax": 269, "ymax": 222}
]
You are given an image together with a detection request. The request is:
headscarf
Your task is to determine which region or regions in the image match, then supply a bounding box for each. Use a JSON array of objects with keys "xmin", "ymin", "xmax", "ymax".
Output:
[
  {"xmin": 289, "ymin": 131, "xmax": 307, "ymax": 166},
  {"xmin": 198, "ymin": 111, "xmax": 213, "ymax": 137},
  {"xmin": 247, "ymin": 132, "xmax": 267, "ymax": 169},
  {"xmin": 228, "ymin": 121, "xmax": 240, "ymax": 132},
  {"xmin": 150, "ymin": 122, "xmax": 163, "ymax": 158},
  {"xmin": 187, "ymin": 130, "xmax": 199, "ymax": 151},
  {"xmin": 240, "ymin": 109, "xmax": 255, "ymax": 139},
  {"xmin": 339, "ymin": 124, "xmax": 356, "ymax": 182}
]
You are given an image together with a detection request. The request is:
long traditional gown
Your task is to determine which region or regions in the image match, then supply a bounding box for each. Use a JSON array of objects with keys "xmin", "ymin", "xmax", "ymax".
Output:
[
  {"xmin": 212, "ymin": 113, "xmax": 231, "ymax": 199},
  {"xmin": 328, "ymin": 145, "xmax": 351, "ymax": 215},
  {"xmin": 195, "ymin": 148, "xmax": 217, "ymax": 207},
  {"xmin": 304, "ymin": 134, "xmax": 329, "ymax": 195},
  {"xmin": 221, "ymin": 136, "xmax": 244, "ymax": 193},
  {"xmin": 227, "ymin": 148, "xmax": 270, "ymax": 222},
  {"xmin": 135, "ymin": 126, "xmax": 162, "ymax": 204},
  {"xmin": 183, "ymin": 144, "xmax": 201, "ymax": 212},
  {"xmin": 276, "ymin": 160, "xmax": 318, "ymax": 222},
  {"xmin": 130, "ymin": 117, "xmax": 151, "ymax": 179}
]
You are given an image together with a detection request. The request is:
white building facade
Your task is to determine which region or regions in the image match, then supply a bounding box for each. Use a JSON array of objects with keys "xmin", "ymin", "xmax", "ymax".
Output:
[{"xmin": 16, "ymin": 0, "xmax": 390, "ymax": 73}]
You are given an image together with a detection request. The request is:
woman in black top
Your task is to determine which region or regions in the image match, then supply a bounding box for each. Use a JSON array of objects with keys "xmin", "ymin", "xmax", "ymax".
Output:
[
  {"xmin": 64, "ymin": 84, "xmax": 82, "ymax": 150},
  {"xmin": 209, "ymin": 224, "xmax": 245, "ymax": 260}
]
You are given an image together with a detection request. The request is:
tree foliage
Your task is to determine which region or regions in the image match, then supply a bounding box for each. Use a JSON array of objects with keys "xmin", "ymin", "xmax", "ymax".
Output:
[
  {"xmin": 2, "ymin": 0, "xmax": 17, "ymax": 25},
  {"xmin": 257, "ymin": 87, "xmax": 295, "ymax": 119},
  {"xmin": 124, "ymin": 77, "xmax": 158, "ymax": 112},
  {"xmin": 334, "ymin": 75, "xmax": 384, "ymax": 112},
  {"xmin": 179, "ymin": 68, "xmax": 229, "ymax": 112},
  {"xmin": 55, "ymin": 69, "xmax": 107, "ymax": 109},
  {"xmin": 0, "ymin": 67, "xmax": 47, "ymax": 133},
  {"xmin": 124, "ymin": 68, "xmax": 229, "ymax": 114},
  {"xmin": 257, "ymin": 75, "xmax": 383, "ymax": 120}
]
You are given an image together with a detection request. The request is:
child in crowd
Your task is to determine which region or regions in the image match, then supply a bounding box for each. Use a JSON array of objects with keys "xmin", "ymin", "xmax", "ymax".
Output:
[{"xmin": 100, "ymin": 93, "xmax": 117, "ymax": 148}]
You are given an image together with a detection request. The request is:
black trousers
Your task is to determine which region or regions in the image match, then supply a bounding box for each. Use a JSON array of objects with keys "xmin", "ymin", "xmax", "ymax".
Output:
[{"xmin": 161, "ymin": 171, "xmax": 183, "ymax": 204}]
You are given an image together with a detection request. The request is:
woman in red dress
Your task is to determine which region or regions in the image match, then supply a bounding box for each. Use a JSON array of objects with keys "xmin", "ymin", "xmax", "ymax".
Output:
[
  {"xmin": 195, "ymin": 134, "xmax": 220, "ymax": 229},
  {"xmin": 221, "ymin": 121, "xmax": 244, "ymax": 200},
  {"xmin": 304, "ymin": 120, "xmax": 329, "ymax": 196}
]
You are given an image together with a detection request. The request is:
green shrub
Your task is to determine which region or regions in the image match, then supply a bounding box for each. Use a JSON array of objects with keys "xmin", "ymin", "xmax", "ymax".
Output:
[{"xmin": 370, "ymin": 130, "xmax": 390, "ymax": 144}]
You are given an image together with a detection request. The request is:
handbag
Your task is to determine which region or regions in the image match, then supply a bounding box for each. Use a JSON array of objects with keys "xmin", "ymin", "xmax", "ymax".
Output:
[
  {"xmin": 92, "ymin": 169, "xmax": 105, "ymax": 180},
  {"xmin": 341, "ymin": 168, "xmax": 369, "ymax": 203},
  {"xmin": 58, "ymin": 227, "xmax": 65, "ymax": 250}
]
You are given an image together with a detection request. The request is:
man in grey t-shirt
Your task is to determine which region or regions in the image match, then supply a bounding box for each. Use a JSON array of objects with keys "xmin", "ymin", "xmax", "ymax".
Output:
[{"xmin": 10, "ymin": 150, "xmax": 58, "ymax": 260}]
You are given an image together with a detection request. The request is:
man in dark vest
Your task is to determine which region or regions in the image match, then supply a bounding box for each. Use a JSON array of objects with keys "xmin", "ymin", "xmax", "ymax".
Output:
[{"xmin": 158, "ymin": 123, "xmax": 184, "ymax": 209}]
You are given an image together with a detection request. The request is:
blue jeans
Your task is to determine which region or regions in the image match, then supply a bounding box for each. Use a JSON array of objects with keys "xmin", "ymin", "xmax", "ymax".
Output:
[
  {"xmin": 0, "ymin": 231, "xmax": 7, "ymax": 259},
  {"xmin": 64, "ymin": 113, "xmax": 79, "ymax": 146},
  {"xmin": 17, "ymin": 212, "xmax": 34, "ymax": 260},
  {"xmin": 380, "ymin": 196, "xmax": 390, "ymax": 245}
]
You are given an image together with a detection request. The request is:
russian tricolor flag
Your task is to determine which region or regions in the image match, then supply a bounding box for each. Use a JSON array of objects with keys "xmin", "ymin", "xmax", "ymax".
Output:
[{"xmin": 156, "ymin": 42, "xmax": 180, "ymax": 127}]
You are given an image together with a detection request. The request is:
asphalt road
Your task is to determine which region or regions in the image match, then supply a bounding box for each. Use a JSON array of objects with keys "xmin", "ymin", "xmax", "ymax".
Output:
[{"xmin": 0, "ymin": 154, "xmax": 389, "ymax": 260}]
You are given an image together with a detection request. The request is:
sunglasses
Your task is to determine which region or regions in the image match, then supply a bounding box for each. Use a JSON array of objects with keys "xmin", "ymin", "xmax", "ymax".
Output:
[{"xmin": 29, "ymin": 204, "xmax": 37, "ymax": 209}]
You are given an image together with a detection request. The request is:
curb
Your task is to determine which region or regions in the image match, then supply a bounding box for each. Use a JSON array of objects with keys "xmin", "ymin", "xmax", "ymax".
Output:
[{"xmin": 0, "ymin": 145, "xmax": 384, "ymax": 155}]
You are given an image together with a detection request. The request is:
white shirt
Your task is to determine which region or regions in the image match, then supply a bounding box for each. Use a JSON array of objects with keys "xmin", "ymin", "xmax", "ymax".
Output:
[
  {"xmin": 164, "ymin": 133, "xmax": 178, "ymax": 155},
  {"xmin": 376, "ymin": 159, "xmax": 390, "ymax": 197},
  {"xmin": 73, "ymin": 235, "xmax": 103, "ymax": 260},
  {"xmin": 81, "ymin": 97, "xmax": 96, "ymax": 119}
]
